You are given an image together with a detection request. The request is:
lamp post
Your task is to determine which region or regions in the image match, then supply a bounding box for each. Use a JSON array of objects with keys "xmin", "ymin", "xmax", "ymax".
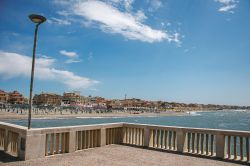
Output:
[{"xmin": 28, "ymin": 14, "xmax": 46, "ymax": 129}]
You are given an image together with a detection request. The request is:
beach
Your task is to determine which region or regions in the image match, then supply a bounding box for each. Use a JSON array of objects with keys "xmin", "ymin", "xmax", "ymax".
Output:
[{"xmin": 0, "ymin": 110, "xmax": 187, "ymax": 120}]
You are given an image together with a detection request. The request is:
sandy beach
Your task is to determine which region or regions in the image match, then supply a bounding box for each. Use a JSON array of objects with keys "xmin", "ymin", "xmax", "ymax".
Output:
[{"xmin": 0, "ymin": 110, "xmax": 188, "ymax": 120}]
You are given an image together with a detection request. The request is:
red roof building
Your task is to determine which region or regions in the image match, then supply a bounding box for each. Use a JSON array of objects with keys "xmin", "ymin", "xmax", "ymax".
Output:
[
  {"xmin": 0, "ymin": 90, "xmax": 9, "ymax": 103},
  {"xmin": 8, "ymin": 90, "xmax": 25, "ymax": 104}
]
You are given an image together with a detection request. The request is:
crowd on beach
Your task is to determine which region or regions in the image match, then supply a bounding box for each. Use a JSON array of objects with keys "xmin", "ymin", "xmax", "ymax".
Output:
[{"xmin": 0, "ymin": 103, "xmax": 158, "ymax": 116}]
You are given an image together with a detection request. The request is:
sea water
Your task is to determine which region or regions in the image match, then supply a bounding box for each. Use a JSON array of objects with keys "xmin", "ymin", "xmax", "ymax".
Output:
[{"xmin": 2, "ymin": 110, "xmax": 250, "ymax": 131}]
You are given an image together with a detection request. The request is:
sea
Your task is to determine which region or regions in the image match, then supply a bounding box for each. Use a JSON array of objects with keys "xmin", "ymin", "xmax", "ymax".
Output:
[{"xmin": 2, "ymin": 110, "xmax": 250, "ymax": 131}]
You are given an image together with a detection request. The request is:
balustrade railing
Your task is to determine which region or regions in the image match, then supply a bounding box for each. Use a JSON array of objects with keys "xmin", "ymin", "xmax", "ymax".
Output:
[
  {"xmin": 7, "ymin": 131, "xmax": 19, "ymax": 156},
  {"xmin": 0, "ymin": 128, "xmax": 5, "ymax": 150},
  {"xmin": 45, "ymin": 132, "xmax": 69, "ymax": 156},
  {"xmin": 0, "ymin": 121, "xmax": 249, "ymax": 164},
  {"xmin": 0, "ymin": 122, "xmax": 26, "ymax": 159},
  {"xmin": 122, "ymin": 126, "xmax": 144, "ymax": 146},
  {"xmin": 149, "ymin": 129, "xmax": 177, "ymax": 150},
  {"xmin": 186, "ymin": 132, "xmax": 215, "ymax": 156},
  {"xmin": 106, "ymin": 127, "xmax": 122, "ymax": 145},
  {"xmin": 76, "ymin": 129, "xmax": 100, "ymax": 150},
  {"xmin": 225, "ymin": 135, "xmax": 249, "ymax": 161}
]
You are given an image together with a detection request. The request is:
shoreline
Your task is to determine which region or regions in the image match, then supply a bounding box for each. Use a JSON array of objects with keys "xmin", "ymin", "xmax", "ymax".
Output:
[{"xmin": 0, "ymin": 111, "xmax": 189, "ymax": 120}]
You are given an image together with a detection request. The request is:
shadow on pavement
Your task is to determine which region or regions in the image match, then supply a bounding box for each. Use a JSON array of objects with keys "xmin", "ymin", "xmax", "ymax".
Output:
[{"xmin": 0, "ymin": 151, "xmax": 21, "ymax": 163}]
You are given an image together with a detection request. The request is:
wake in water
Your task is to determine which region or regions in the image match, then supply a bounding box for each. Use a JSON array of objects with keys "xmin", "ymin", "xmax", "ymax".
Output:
[
  {"xmin": 186, "ymin": 111, "xmax": 201, "ymax": 116},
  {"xmin": 231, "ymin": 109, "xmax": 247, "ymax": 112}
]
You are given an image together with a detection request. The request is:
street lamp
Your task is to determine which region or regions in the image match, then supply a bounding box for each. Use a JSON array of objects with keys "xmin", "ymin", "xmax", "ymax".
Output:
[{"xmin": 28, "ymin": 14, "xmax": 46, "ymax": 129}]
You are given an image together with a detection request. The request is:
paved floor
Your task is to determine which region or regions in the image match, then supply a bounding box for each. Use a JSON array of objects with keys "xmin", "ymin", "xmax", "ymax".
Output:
[{"xmin": 0, "ymin": 145, "xmax": 246, "ymax": 166}]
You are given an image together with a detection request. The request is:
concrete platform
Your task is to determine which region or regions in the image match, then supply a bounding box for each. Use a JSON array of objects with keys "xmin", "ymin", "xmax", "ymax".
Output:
[{"xmin": 0, "ymin": 145, "xmax": 245, "ymax": 166}]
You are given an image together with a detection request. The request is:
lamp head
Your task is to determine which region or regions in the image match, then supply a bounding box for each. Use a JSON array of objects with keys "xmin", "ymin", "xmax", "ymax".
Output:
[{"xmin": 29, "ymin": 14, "xmax": 46, "ymax": 24}]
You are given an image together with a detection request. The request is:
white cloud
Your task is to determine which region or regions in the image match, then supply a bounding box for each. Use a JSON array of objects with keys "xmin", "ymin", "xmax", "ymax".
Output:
[
  {"xmin": 48, "ymin": 17, "xmax": 71, "ymax": 25},
  {"xmin": 70, "ymin": 0, "xmax": 179, "ymax": 43},
  {"xmin": 215, "ymin": 0, "xmax": 239, "ymax": 13},
  {"xmin": 123, "ymin": 0, "xmax": 134, "ymax": 11},
  {"xmin": 60, "ymin": 50, "xmax": 78, "ymax": 57},
  {"xmin": 65, "ymin": 59, "xmax": 82, "ymax": 64},
  {"xmin": 135, "ymin": 10, "xmax": 147, "ymax": 22},
  {"xmin": 56, "ymin": 10, "xmax": 71, "ymax": 17},
  {"xmin": 0, "ymin": 51, "xmax": 98, "ymax": 90},
  {"xmin": 105, "ymin": 0, "xmax": 134, "ymax": 11},
  {"xmin": 60, "ymin": 50, "xmax": 82, "ymax": 64},
  {"xmin": 149, "ymin": 0, "xmax": 163, "ymax": 12},
  {"xmin": 218, "ymin": 4, "xmax": 236, "ymax": 12},
  {"xmin": 53, "ymin": 0, "xmax": 75, "ymax": 6}
]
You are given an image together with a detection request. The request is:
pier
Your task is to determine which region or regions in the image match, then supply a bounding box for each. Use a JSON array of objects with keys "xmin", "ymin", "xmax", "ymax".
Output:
[{"xmin": 0, "ymin": 122, "xmax": 249, "ymax": 165}]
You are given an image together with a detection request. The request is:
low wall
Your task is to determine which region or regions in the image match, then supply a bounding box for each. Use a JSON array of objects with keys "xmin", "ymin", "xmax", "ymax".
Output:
[
  {"xmin": 0, "ymin": 122, "xmax": 249, "ymax": 163},
  {"xmin": 0, "ymin": 122, "xmax": 26, "ymax": 159}
]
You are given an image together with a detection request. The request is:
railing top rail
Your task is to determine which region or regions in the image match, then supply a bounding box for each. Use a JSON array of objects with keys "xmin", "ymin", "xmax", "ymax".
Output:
[
  {"xmin": 124, "ymin": 123, "xmax": 250, "ymax": 137},
  {"xmin": 27, "ymin": 122, "xmax": 125, "ymax": 134},
  {"xmin": 0, "ymin": 121, "xmax": 27, "ymax": 130},
  {"xmin": 0, "ymin": 121, "xmax": 27, "ymax": 134}
]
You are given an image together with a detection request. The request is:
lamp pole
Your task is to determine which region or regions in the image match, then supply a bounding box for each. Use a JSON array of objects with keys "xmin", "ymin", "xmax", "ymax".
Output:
[{"xmin": 28, "ymin": 14, "xmax": 46, "ymax": 129}]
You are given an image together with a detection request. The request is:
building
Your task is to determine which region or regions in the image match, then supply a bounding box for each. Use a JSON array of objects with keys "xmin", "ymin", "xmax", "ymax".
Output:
[
  {"xmin": 109, "ymin": 100, "xmax": 123, "ymax": 109},
  {"xmin": 0, "ymin": 90, "xmax": 9, "ymax": 103},
  {"xmin": 121, "ymin": 98, "xmax": 145, "ymax": 108},
  {"xmin": 62, "ymin": 92, "xmax": 82, "ymax": 106},
  {"xmin": 33, "ymin": 93, "xmax": 62, "ymax": 106},
  {"xmin": 8, "ymin": 90, "xmax": 25, "ymax": 104}
]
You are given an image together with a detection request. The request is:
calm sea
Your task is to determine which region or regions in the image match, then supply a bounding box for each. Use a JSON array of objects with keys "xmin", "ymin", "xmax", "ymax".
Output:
[{"xmin": 2, "ymin": 110, "xmax": 250, "ymax": 131}]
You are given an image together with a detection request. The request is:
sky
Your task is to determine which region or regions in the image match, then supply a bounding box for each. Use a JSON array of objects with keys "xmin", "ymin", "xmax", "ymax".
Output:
[{"xmin": 0, "ymin": 0, "xmax": 250, "ymax": 106}]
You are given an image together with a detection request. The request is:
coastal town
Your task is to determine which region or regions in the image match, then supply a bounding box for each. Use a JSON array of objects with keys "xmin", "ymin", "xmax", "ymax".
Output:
[{"xmin": 0, "ymin": 89, "xmax": 249, "ymax": 114}]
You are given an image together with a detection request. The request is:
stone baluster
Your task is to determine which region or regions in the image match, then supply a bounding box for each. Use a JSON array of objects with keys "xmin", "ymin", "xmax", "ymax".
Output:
[
  {"xmin": 215, "ymin": 134, "xmax": 225, "ymax": 159},
  {"xmin": 176, "ymin": 130, "xmax": 186, "ymax": 153},
  {"xmin": 143, "ymin": 127, "xmax": 150, "ymax": 148},
  {"xmin": 100, "ymin": 128, "xmax": 106, "ymax": 147}
]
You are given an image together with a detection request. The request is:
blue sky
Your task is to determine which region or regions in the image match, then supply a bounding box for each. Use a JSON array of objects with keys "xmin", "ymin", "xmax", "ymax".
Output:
[{"xmin": 0, "ymin": 0, "xmax": 250, "ymax": 106}]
